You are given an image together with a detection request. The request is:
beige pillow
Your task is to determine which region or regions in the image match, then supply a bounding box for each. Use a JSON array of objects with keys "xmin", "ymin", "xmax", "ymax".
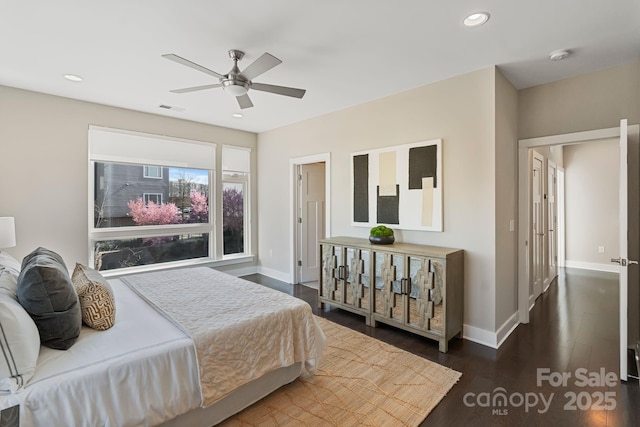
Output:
[{"xmin": 71, "ymin": 264, "xmax": 116, "ymax": 331}]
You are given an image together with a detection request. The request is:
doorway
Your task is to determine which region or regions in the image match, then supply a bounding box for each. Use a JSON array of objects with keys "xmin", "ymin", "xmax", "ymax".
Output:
[
  {"xmin": 298, "ymin": 162, "xmax": 326, "ymax": 283},
  {"xmin": 517, "ymin": 122, "xmax": 640, "ymax": 381},
  {"xmin": 290, "ymin": 153, "xmax": 331, "ymax": 285}
]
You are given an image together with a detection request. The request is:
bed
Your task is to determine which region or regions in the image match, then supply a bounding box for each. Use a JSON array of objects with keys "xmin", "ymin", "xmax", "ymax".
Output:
[{"xmin": 0, "ymin": 265, "xmax": 326, "ymax": 427}]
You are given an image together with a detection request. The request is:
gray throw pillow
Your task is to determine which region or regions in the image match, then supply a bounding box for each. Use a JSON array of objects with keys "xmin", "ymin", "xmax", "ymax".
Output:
[{"xmin": 17, "ymin": 247, "xmax": 82, "ymax": 350}]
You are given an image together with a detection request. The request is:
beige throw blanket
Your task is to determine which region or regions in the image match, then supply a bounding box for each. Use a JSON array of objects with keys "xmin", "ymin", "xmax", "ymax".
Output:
[{"xmin": 122, "ymin": 267, "xmax": 326, "ymax": 407}]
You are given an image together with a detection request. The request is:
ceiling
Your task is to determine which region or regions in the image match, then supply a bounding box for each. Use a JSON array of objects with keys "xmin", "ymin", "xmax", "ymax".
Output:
[{"xmin": 1, "ymin": 1, "xmax": 639, "ymax": 133}]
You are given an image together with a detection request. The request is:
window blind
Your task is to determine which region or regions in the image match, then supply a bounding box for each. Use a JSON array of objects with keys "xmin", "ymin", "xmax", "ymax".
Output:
[{"xmin": 89, "ymin": 126, "xmax": 216, "ymax": 170}]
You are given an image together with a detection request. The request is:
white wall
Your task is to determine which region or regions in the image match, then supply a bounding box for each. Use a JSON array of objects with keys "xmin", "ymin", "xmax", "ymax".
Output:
[
  {"xmin": 258, "ymin": 67, "xmax": 501, "ymax": 334},
  {"xmin": 564, "ymin": 139, "xmax": 619, "ymax": 270},
  {"xmin": 0, "ymin": 85, "xmax": 258, "ymax": 272}
]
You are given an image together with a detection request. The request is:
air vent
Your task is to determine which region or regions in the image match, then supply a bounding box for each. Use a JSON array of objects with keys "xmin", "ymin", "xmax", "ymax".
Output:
[{"xmin": 158, "ymin": 104, "xmax": 185, "ymax": 112}]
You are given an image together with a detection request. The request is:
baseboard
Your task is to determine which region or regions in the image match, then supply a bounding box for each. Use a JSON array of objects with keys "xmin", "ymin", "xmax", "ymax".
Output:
[
  {"xmin": 496, "ymin": 312, "xmax": 519, "ymax": 348},
  {"xmin": 224, "ymin": 266, "xmax": 258, "ymax": 277},
  {"xmin": 564, "ymin": 260, "xmax": 620, "ymax": 273},
  {"xmin": 463, "ymin": 312, "xmax": 520, "ymax": 350},
  {"xmin": 256, "ymin": 266, "xmax": 293, "ymax": 283},
  {"xmin": 463, "ymin": 324, "xmax": 497, "ymax": 349}
]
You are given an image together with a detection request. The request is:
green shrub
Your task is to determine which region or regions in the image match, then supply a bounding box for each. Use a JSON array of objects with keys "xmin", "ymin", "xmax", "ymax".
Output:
[{"xmin": 369, "ymin": 225, "xmax": 394, "ymax": 237}]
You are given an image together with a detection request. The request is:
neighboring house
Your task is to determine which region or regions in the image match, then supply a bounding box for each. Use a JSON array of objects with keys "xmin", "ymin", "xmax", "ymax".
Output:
[{"xmin": 94, "ymin": 163, "xmax": 170, "ymax": 227}]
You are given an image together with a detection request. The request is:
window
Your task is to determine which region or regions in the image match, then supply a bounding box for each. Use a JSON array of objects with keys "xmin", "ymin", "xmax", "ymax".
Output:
[
  {"xmin": 143, "ymin": 193, "xmax": 163, "ymax": 205},
  {"xmin": 222, "ymin": 146, "xmax": 250, "ymax": 256},
  {"xmin": 143, "ymin": 165, "xmax": 163, "ymax": 179},
  {"xmin": 89, "ymin": 126, "xmax": 216, "ymax": 272}
]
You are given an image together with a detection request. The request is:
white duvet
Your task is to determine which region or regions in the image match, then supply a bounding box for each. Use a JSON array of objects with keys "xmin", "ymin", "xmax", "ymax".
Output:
[
  {"xmin": 122, "ymin": 267, "xmax": 326, "ymax": 407},
  {"xmin": 0, "ymin": 267, "xmax": 326, "ymax": 426}
]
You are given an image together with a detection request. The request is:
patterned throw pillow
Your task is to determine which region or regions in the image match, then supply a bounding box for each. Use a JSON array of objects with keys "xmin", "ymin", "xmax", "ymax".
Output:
[{"xmin": 71, "ymin": 264, "xmax": 116, "ymax": 331}]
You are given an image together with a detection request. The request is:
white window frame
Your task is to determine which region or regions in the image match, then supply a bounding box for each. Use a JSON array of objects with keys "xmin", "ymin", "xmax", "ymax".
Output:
[
  {"xmin": 88, "ymin": 126, "xmax": 217, "ymax": 275},
  {"xmin": 143, "ymin": 165, "xmax": 163, "ymax": 179},
  {"xmin": 143, "ymin": 193, "xmax": 163, "ymax": 205},
  {"xmin": 222, "ymin": 145, "xmax": 251, "ymax": 259},
  {"xmin": 88, "ymin": 127, "xmax": 254, "ymax": 275}
]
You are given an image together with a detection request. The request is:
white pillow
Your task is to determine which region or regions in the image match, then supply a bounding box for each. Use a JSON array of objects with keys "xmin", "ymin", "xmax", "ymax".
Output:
[
  {"xmin": 0, "ymin": 293, "xmax": 40, "ymax": 392},
  {"xmin": 0, "ymin": 251, "xmax": 21, "ymax": 298}
]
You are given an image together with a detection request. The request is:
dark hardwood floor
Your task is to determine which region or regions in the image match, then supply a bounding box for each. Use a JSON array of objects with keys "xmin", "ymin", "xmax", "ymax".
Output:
[{"xmin": 242, "ymin": 268, "xmax": 640, "ymax": 426}]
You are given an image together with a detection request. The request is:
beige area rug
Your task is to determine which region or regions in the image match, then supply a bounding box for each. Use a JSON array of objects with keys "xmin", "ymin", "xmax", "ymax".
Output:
[{"xmin": 220, "ymin": 317, "xmax": 461, "ymax": 426}]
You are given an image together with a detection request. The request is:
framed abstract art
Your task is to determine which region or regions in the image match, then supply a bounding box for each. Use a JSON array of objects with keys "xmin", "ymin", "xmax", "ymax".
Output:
[{"xmin": 351, "ymin": 139, "xmax": 442, "ymax": 232}]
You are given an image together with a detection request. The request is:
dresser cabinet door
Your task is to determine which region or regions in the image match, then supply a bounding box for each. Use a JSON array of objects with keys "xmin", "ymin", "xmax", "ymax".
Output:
[
  {"xmin": 407, "ymin": 256, "xmax": 444, "ymax": 334},
  {"xmin": 344, "ymin": 247, "xmax": 370, "ymax": 309},
  {"xmin": 373, "ymin": 251, "xmax": 404, "ymax": 323},
  {"xmin": 321, "ymin": 244, "xmax": 343, "ymax": 303}
]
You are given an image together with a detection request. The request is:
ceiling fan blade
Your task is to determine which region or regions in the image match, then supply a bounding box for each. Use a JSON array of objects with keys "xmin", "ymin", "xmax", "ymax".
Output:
[
  {"xmin": 170, "ymin": 83, "xmax": 223, "ymax": 94},
  {"xmin": 251, "ymin": 83, "xmax": 306, "ymax": 99},
  {"xmin": 240, "ymin": 53, "xmax": 282, "ymax": 80},
  {"xmin": 162, "ymin": 54, "xmax": 225, "ymax": 79},
  {"xmin": 236, "ymin": 93, "xmax": 254, "ymax": 109}
]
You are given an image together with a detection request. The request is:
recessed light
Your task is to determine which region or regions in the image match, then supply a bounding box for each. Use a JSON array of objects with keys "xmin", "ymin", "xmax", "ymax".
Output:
[
  {"xmin": 232, "ymin": 113, "xmax": 244, "ymax": 118},
  {"xmin": 63, "ymin": 74, "xmax": 83, "ymax": 82},
  {"xmin": 463, "ymin": 12, "xmax": 490, "ymax": 27}
]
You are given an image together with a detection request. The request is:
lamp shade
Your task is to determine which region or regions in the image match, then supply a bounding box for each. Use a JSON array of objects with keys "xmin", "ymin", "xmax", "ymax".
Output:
[{"xmin": 0, "ymin": 217, "xmax": 16, "ymax": 249}]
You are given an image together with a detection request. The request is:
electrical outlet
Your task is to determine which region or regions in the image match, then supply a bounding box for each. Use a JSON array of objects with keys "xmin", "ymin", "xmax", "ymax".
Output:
[{"xmin": 598, "ymin": 246, "xmax": 605, "ymax": 254}]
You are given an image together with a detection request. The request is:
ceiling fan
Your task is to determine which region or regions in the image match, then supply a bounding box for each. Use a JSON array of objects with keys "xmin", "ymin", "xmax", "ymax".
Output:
[{"xmin": 162, "ymin": 50, "xmax": 306, "ymax": 109}]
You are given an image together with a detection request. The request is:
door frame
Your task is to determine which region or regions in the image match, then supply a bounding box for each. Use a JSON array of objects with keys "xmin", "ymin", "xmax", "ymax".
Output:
[
  {"xmin": 290, "ymin": 153, "xmax": 331, "ymax": 284},
  {"xmin": 556, "ymin": 166, "xmax": 566, "ymax": 268},
  {"xmin": 546, "ymin": 159, "xmax": 558, "ymax": 290},
  {"xmin": 518, "ymin": 126, "xmax": 622, "ymax": 324},
  {"xmin": 531, "ymin": 150, "xmax": 545, "ymax": 304}
]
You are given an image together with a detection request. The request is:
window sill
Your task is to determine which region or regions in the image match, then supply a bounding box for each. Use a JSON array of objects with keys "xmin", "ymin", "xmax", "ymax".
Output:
[{"xmin": 99, "ymin": 254, "xmax": 255, "ymax": 279}]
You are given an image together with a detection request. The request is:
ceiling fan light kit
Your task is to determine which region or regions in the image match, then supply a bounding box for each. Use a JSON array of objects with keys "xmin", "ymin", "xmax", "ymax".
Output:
[{"xmin": 163, "ymin": 49, "xmax": 306, "ymax": 109}]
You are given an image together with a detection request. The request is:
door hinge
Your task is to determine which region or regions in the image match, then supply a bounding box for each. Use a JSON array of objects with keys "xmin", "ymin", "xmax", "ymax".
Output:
[
  {"xmin": 298, "ymin": 260, "xmax": 302, "ymax": 266},
  {"xmin": 298, "ymin": 217, "xmax": 302, "ymax": 223},
  {"xmin": 298, "ymin": 174, "xmax": 303, "ymax": 181}
]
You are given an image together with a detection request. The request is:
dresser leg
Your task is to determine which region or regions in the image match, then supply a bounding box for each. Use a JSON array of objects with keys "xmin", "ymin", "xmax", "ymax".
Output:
[{"xmin": 439, "ymin": 339, "xmax": 448, "ymax": 353}]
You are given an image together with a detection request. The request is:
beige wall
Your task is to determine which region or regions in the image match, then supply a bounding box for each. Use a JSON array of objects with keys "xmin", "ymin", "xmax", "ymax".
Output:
[
  {"xmin": 518, "ymin": 61, "xmax": 640, "ymax": 139},
  {"xmin": 564, "ymin": 139, "xmax": 619, "ymax": 267},
  {"xmin": 494, "ymin": 69, "xmax": 518, "ymax": 329},
  {"xmin": 0, "ymin": 85, "xmax": 258, "ymax": 272},
  {"xmin": 258, "ymin": 67, "xmax": 500, "ymax": 333}
]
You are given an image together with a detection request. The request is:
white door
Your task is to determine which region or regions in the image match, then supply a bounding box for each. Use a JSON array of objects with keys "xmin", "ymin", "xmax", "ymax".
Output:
[
  {"xmin": 616, "ymin": 119, "xmax": 640, "ymax": 381},
  {"xmin": 531, "ymin": 151, "xmax": 545, "ymax": 301},
  {"xmin": 547, "ymin": 160, "xmax": 558, "ymax": 287},
  {"xmin": 299, "ymin": 163, "xmax": 326, "ymax": 283}
]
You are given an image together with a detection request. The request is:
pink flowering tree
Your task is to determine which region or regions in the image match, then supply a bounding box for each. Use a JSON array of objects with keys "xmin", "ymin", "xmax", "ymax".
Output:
[
  {"xmin": 188, "ymin": 190, "xmax": 209, "ymax": 223},
  {"xmin": 222, "ymin": 187, "xmax": 244, "ymax": 254},
  {"xmin": 127, "ymin": 198, "xmax": 180, "ymax": 226}
]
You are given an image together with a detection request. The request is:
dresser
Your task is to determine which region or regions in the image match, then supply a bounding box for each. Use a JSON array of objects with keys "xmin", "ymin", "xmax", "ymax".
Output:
[{"xmin": 318, "ymin": 236, "xmax": 464, "ymax": 352}]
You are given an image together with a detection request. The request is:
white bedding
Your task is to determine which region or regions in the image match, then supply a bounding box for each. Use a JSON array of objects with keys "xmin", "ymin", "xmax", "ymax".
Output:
[
  {"xmin": 122, "ymin": 267, "xmax": 326, "ymax": 407},
  {"xmin": 0, "ymin": 279, "xmax": 202, "ymax": 427},
  {"xmin": 0, "ymin": 267, "xmax": 326, "ymax": 427}
]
